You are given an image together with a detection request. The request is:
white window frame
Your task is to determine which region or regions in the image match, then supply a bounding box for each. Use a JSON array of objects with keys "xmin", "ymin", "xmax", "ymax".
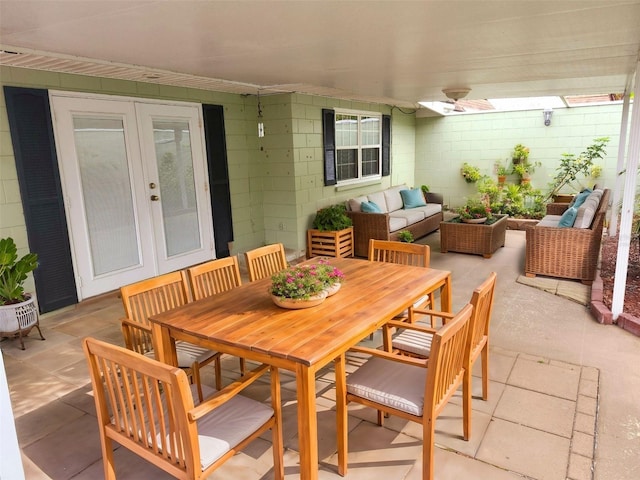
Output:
[{"xmin": 335, "ymin": 108, "xmax": 382, "ymax": 185}]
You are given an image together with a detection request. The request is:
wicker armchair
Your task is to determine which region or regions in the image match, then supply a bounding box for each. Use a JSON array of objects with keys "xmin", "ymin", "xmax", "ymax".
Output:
[{"xmin": 525, "ymin": 189, "xmax": 610, "ymax": 283}]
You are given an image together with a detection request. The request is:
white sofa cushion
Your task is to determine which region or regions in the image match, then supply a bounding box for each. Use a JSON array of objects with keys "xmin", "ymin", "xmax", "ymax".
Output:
[
  {"xmin": 537, "ymin": 215, "xmax": 562, "ymax": 227},
  {"xmin": 384, "ymin": 185, "xmax": 407, "ymax": 212},
  {"xmin": 348, "ymin": 195, "xmax": 369, "ymax": 212},
  {"xmin": 367, "ymin": 191, "xmax": 388, "ymax": 213},
  {"xmin": 574, "ymin": 199, "xmax": 599, "ymax": 228},
  {"xmin": 411, "ymin": 204, "xmax": 442, "ymax": 217},
  {"xmin": 388, "ymin": 216, "xmax": 408, "ymax": 232},
  {"xmin": 390, "ymin": 209, "xmax": 426, "ymax": 226}
]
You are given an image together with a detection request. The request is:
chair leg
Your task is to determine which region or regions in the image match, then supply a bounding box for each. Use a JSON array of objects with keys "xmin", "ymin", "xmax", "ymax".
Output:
[
  {"xmin": 214, "ymin": 356, "xmax": 222, "ymax": 391},
  {"xmin": 423, "ymin": 421, "xmax": 436, "ymax": 480},
  {"xmin": 239, "ymin": 357, "xmax": 246, "ymax": 376},
  {"xmin": 463, "ymin": 368, "xmax": 472, "ymax": 441},
  {"xmin": 335, "ymin": 355, "xmax": 348, "ymax": 477},
  {"xmin": 192, "ymin": 362, "xmax": 204, "ymax": 402},
  {"xmin": 481, "ymin": 345, "xmax": 489, "ymax": 401}
]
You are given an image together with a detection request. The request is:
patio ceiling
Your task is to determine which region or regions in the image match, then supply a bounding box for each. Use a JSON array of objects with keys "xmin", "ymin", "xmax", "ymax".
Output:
[{"xmin": 1, "ymin": 1, "xmax": 640, "ymax": 109}]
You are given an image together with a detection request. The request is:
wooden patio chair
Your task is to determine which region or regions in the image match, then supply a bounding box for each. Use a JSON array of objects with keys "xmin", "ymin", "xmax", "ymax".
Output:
[
  {"xmin": 244, "ymin": 243, "xmax": 287, "ymax": 282},
  {"xmin": 185, "ymin": 256, "xmax": 246, "ymax": 374},
  {"xmin": 83, "ymin": 337, "xmax": 283, "ymax": 480},
  {"xmin": 368, "ymin": 239, "xmax": 434, "ymax": 326},
  {"xmin": 386, "ymin": 271, "xmax": 497, "ymax": 439},
  {"xmin": 120, "ymin": 271, "xmax": 222, "ymax": 400},
  {"xmin": 335, "ymin": 303, "xmax": 473, "ymax": 480}
]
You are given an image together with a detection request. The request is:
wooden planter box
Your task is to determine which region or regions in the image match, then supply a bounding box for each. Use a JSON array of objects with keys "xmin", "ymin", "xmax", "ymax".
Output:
[
  {"xmin": 306, "ymin": 227, "xmax": 354, "ymax": 259},
  {"xmin": 440, "ymin": 214, "xmax": 508, "ymax": 258}
]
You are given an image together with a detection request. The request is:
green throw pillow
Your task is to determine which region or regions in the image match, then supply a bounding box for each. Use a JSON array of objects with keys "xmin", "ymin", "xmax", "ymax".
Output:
[
  {"xmin": 558, "ymin": 206, "xmax": 578, "ymax": 228},
  {"xmin": 400, "ymin": 189, "xmax": 427, "ymax": 209},
  {"xmin": 361, "ymin": 201, "xmax": 382, "ymax": 213}
]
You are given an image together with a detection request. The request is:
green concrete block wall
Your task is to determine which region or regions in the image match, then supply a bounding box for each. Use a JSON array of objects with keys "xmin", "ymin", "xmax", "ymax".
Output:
[
  {"xmin": 0, "ymin": 66, "xmax": 265, "ymax": 261},
  {"xmin": 415, "ymin": 105, "xmax": 623, "ymax": 209},
  {"xmin": 0, "ymin": 67, "xmax": 418, "ymax": 266}
]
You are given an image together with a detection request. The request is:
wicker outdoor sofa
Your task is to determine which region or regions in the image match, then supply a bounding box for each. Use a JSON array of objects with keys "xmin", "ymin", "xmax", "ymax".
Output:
[
  {"xmin": 345, "ymin": 185, "xmax": 443, "ymax": 257},
  {"xmin": 525, "ymin": 188, "xmax": 610, "ymax": 283}
]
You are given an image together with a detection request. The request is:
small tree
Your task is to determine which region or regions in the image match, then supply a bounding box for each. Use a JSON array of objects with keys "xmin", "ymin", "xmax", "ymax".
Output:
[{"xmin": 546, "ymin": 137, "xmax": 609, "ymax": 201}]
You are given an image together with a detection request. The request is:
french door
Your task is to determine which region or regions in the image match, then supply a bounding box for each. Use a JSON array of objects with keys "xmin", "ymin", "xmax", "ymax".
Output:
[{"xmin": 50, "ymin": 93, "xmax": 214, "ymax": 300}]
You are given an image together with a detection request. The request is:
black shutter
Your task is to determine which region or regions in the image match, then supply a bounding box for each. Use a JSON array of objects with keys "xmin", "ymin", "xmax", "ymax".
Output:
[
  {"xmin": 322, "ymin": 108, "xmax": 337, "ymax": 186},
  {"xmin": 4, "ymin": 87, "xmax": 78, "ymax": 313},
  {"xmin": 202, "ymin": 104, "xmax": 233, "ymax": 258},
  {"xmin": 382, "ymin": 114, "xmax": 391, "ymax": 177}
]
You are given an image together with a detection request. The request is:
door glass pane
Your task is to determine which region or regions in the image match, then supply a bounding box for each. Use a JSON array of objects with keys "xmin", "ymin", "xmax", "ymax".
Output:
[
  {"xmin": 153, "ymin": 120, "xmax": 201, "ymax": 257},
  {"xmin": 73, "ymin": 116, "xmax": 140, "ymax": 276}
]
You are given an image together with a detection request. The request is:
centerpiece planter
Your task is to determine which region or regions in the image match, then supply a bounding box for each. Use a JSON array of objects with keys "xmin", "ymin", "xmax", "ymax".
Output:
[
  {"xmin": 271, "ymin": 290, "xmax": 328, "ymax": 309},
  {"xmin": 269, "ymin": 259, "xmax": 345, "ymax": 309},
  {"xmin": 440, "ymin": 214, "xmax": 508, "ymax": 258}
]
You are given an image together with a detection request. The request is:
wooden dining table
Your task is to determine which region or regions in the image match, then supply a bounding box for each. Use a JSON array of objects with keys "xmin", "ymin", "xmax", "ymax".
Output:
[{"xmin": 149, "ymin": 257, "xmax": 451, "ymax": 480}]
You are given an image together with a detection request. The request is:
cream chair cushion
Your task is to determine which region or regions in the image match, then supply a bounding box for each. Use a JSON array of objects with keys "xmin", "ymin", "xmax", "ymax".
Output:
[{"xmin": 346, "ymin": 357, "xmax": 425, "ymax": 416}]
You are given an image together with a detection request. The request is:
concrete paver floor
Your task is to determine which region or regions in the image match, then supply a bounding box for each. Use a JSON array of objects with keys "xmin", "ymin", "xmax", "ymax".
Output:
[{"xmin": 2, "ymin": 230, "xmax": 639, "ymax": 479}]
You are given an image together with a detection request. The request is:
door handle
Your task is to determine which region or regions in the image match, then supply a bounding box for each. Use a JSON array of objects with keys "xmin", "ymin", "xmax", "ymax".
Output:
[{"xmin": 150, "ymin": 195, "xmax": 159, "ymax": 201}]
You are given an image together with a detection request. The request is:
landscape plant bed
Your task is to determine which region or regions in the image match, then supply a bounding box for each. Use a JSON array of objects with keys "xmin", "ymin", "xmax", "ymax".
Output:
[{"xmin": 440, "ymin": 214, "xmax": 508, "ymax": 258}]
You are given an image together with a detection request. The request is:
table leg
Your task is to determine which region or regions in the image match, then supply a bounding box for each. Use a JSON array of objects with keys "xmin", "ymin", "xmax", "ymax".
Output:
[
  {"xmin": 335, "ymin": 354, "xmax": 348, "ymax": 476},
  {"xmin": 441, "ymin": 276, "xmax": 452, "ymax": 312},
  {"xmin": 296, "ymin": 364, "xmax": 318, "ymax": 480}
]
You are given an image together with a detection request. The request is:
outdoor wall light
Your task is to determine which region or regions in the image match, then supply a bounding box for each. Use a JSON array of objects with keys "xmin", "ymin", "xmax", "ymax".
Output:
[{"xmin": 543, "ymin": 108, "xmax": 553, "ymax": 126}]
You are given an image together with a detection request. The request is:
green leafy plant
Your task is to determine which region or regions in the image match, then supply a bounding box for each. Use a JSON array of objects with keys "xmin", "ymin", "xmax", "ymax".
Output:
[
  {"xmin": 546, "ymin": 137, "xmax": 609, "ymax": 201},
  {"xmin": 421, "ymin": 184, "xmax": 430, "ymax": 194},
  {"xmin": 495, "ymin": 160, "xmax": 511, "ymax": 176},
  {"xmin": 397, "ymin": 230, "xmax": 414, "ymax": 243},
  {"xmin": 0, "ymin": 237, "xmax": 38, "ymax": 305},
  {"xmin": 312, "ymin": 204, "xmax": 353, "ymax": 231},
  {"xmin": 511, "ymin": 143, "xmax": 530, "ymax": 164},
  {"xmin": 460, "ymin": 163, "xmax": 482, "ymax": 183}
]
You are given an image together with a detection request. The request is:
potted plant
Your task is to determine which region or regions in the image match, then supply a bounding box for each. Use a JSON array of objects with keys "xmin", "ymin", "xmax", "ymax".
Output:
[
  {"xmin": 307, "ymin": 204, "xmax": 354, "ymax": 258},
  {"xmin": 0, "ymin": 237, "xmax": 44, "ymax": 349},
  {"xmin": 270, "ymin": 260, "xmax": 344, "ymax": 308},
  {"xmin": 546, "ymin": 137, "xmax": 609, "ymax": 201},
  {"xmin": 494, "ymin": 160, "xmax": 510, "ymax": 184},
  {"xmin": 511, "ymin": 143, "xmax": 530, "ymax": 165},
  {"xmin": 457, "ymin": 198, "xmax": 493, "ymax": 224},
  {"xmin": 397, "ymin": 230, "xmax": 414, "ymax": 243},
  {"xmin": 460, "ymin": 163, "xmax": 482, "ymax": 183},
  {"xmin": 513, "ymin": 160, "xmax": 541, "ymax": 185}
]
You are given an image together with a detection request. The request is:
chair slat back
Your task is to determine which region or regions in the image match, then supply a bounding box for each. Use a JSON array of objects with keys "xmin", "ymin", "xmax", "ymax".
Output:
[
  {"xmin": 425, "ymin": 303, "xmax": 473, "ymax": 417},
  {"xmin": 244, "ymin": 243, "xmax": 287, "ymax": 282},
  {"xmin": 83, "ymin": 337, "xmax": 198, "ymax": 477},
  {"xmin": 187, "ymin": 257, "xmax": 242, "ymax": 300},
  {"xmin": 469, "ymin": 272, "xmax": 497, "ymax": 359},
  {"xmin": 120, "ymin": 272, "xmax": 190, "ymax": 355},
  {"xmin": 368, "ymin": 239, "xmax": 430, "ymax": 267}
]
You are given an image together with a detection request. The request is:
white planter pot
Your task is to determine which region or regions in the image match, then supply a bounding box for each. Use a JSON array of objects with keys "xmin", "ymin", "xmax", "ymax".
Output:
[{"xmin": 0, "ymin": 295, "xmax": 44, "ymax": 350}]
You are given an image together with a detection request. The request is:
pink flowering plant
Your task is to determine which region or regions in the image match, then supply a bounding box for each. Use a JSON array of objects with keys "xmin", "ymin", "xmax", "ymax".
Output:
[
  {"xmin": 270, "ymin": 260, "xmax": 344, "ymax": 300},
  {"xmin": 457, "ymin": 197, "xmax": 493, "ymax": 220}
]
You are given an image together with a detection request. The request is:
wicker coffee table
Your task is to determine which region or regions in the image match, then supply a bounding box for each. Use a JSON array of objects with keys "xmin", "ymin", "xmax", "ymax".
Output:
[{"xmin": 440, "ymin": 214, "xmax": 508, "ymax": 258}]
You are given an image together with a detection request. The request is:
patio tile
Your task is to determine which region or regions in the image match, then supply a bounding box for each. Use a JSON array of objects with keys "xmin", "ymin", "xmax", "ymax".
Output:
[
  {"xmin": 22, "ymin": 413, "xmax": 103, "ymax": 480},
  {"xmin": 470, "ymin": 348, "xmax": 517, "ymax": 386},
  {"xmin": 507, "ymin": 356, "xmax": 580, "ymax": 400},
  {"xmin": 405, "ymin": 447, "xmax": 526, "ymax": 480},
  {"xmin": 476, "ymin": 418, "xmax": 570, "ymax": 480},
  {"xmin": 325, "ymin": 421, "xmax": 422, "ymax": 480},
  {"xmin": 493, "ymin": 385, "xmax": 575, "ymax": 438}
]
